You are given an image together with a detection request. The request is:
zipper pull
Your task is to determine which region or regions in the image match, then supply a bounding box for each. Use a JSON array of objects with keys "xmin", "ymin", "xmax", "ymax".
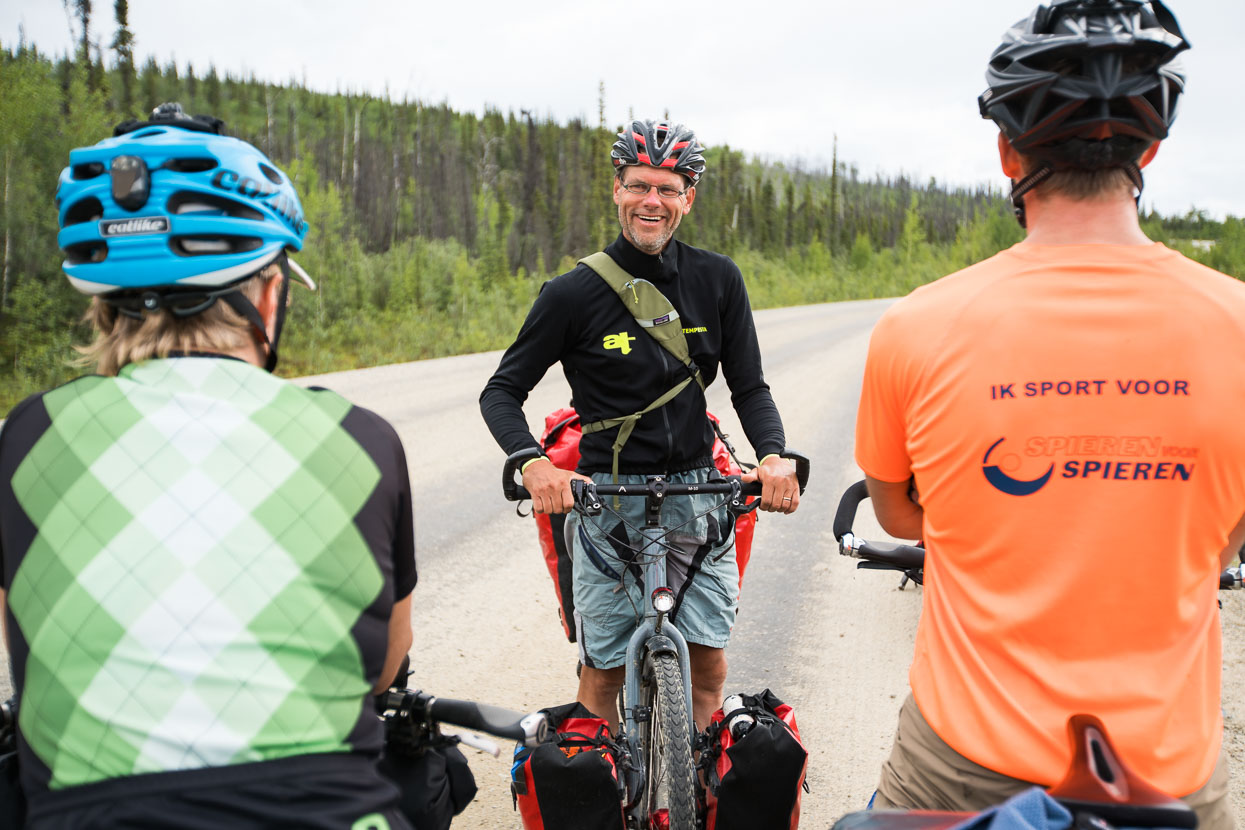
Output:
[{"xmin": 624, "ymin": 280, "xmax": 639, "ymax": 304}]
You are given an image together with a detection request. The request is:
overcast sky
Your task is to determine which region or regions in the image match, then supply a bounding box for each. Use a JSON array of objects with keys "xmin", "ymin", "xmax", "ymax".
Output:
[{"xmin": 4, "ymin": 0, "xmax": 1241, "ymax": 218}]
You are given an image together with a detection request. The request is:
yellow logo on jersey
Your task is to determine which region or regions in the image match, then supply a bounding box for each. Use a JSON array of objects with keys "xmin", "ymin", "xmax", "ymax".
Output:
[
  {"xmin": 603, "ymin": 332, "xmax": 636, "ymax": 355},
  {"xmin": 683, "ymin": 326, "xmax": 708, "ymax": 334}
]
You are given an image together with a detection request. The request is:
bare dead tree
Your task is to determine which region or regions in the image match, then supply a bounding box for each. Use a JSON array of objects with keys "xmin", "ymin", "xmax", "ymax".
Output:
[{"xmin": 2, "ymin": 150, "xmax": 11, "ymax": 311}]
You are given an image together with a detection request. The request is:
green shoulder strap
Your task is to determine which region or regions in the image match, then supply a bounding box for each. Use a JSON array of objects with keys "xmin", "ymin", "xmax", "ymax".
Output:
[{"xmin": 578, "ymin": 252, "xmax": 706, "ymax": 487}]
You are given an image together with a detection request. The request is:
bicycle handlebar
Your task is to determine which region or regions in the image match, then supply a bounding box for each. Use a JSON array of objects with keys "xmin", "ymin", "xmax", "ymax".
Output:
[
  {"xmin": 833, "ymin": 480, "xmax": 926, "ymax": 571},
  {"xmin": 502, "ymin": 448, "xmax": 811, "ymax": 503},
  {"xmin": 378, "ymin": 688, "xmax": 549, "ymax": 748},
  {"xmin": 840, "ymin": 534, "xmax": 928, "ymax": 571},
  {"xmin": 0, "ymin": 691, "xmax": 549, "ymax": 758},
  {"xmin": 1223, "ymin": 566, "xmax": 1243, "ymax": 590},
  {"xmin": 832, "ymin": 479, "xmax": 869, "ymax": 540},
  {"xmin": 834, "ymin": 479, "xmax": 1242, "ymax": 589}
]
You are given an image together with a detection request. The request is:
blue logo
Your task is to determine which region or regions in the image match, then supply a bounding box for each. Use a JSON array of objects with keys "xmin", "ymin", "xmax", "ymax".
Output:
[{"xmin": 983, "ymin": 438, "xmax": 1053, "ymax": 496}]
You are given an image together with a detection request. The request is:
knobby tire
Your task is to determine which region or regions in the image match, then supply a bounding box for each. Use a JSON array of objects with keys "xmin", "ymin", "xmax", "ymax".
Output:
[{"xmin": 642, "ymin": 651, "xmax": 697, "ymax": 830}]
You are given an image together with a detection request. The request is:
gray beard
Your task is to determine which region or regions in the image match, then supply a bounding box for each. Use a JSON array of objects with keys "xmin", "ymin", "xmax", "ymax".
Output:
[{"xmin": 621, "ymin": 218, "xmax": 674, "ymax": 255}]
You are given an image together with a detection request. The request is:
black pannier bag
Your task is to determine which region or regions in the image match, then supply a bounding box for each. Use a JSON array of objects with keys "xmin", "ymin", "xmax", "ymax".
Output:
[
  {"xmin": 510, "ymin": 702, "xmax": 624, "ymax": 830},
  {"xmin": 701, "ymin": 689, "xmax": 808, "ymax": 830}
]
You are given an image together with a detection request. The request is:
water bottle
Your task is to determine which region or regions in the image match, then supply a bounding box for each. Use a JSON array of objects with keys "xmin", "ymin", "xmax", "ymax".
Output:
[{"xmin": 721, "ymin": 694, "xmax": 755, "ymax": 739}]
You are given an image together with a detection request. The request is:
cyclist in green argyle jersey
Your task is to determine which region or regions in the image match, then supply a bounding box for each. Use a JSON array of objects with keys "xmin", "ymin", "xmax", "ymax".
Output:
[{"xmin": 0, "ymin": 105, "xmax": 415, "ymax": 829}]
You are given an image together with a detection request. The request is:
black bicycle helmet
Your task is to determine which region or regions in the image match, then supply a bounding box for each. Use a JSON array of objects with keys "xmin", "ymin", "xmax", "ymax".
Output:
[
  {"xmin": 979, "ymin": 0, "xmax": 1190, "ymax": 223},
  {"xmin": 611, "ymin": 120, "xmax": 706, "ymax": 186}
]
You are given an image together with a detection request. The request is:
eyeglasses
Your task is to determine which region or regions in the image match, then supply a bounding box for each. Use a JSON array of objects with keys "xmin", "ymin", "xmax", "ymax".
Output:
[{"xmin": 619, "ymin": 181, "xmax": 689, "ymax": 199}]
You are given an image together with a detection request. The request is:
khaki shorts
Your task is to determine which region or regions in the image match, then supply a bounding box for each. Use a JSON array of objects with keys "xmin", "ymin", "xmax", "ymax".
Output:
[
  {"xmin": 565, "ymin": 469, "xmax": 738, "ymax": 670},
  {"xmin": 873, "ymin": 694, "xmax": 1235, "ymax": 830}
]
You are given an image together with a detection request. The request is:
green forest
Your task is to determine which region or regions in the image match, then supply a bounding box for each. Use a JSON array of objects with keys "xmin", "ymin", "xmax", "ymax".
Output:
[{"xmin": 3, "ymin": 3, "xmax": 1244, "ymax": 414}]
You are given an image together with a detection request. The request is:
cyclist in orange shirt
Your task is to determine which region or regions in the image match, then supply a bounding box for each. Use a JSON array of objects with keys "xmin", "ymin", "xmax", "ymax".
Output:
[{"xmin": 855, "ymin": 2, "xmax": 1244, "ymax": 828}]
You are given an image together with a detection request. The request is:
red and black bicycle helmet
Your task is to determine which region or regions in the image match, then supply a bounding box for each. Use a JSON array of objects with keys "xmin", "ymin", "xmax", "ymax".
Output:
[
  {"xmin": 979, "ymin": 0, "xmax": 1190, "ymax": 223},
  {"xmin": 611, "ymin": 120, "xmax": 706, "ymax": 186}
]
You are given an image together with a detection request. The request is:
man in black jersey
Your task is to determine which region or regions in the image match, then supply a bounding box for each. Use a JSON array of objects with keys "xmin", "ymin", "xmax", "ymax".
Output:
[
  {"xmin": 0, "ymin": 106, "xmax": 416, "ymax": 829},
  {"xmin": 480, "ymin": 119, "xmax": 799, "ymax": 729}
]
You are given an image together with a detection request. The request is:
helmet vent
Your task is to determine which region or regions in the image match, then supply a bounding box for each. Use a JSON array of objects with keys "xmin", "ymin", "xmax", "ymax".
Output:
[
  {"xmin": 64, "ymin": 197, "xmax": 105, "ymax": 227},
  {"xmin": 258, "ymin": 163, "xmax": 283, "ymax": 184},
  {"xmin": 171, "ymin": 236, "xmax": 262, "ymax": 256},
  {"xmin": 132, "ymin": 129, "xmax": 166, "ymax": 139},
  {"xmin": 165, "ymin": 157, "xmax": 219, "ymax": 174},
  {"xmin": 1108, "ymin": 98, "xmax": 1136, "ymax": 121},
  {"xmin": 167, "ymin": 191, "xmax": 263, "ymax": 221},
  {"xmin": 1025, "ymin": 53, "xmax": 1078, "ymax": 75},
  {"xmin": 64, "ymin": 241, "xmax": 108, "ymax": 265},
  {"xmin": 72, "ymin": 162, "xmax": 106, "ymax": 180}
]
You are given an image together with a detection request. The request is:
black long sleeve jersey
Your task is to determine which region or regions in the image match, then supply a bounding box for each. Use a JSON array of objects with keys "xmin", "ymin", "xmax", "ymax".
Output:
[{"xmin": 480, "ymin": 234, "xmax": 785, "ymax": 474}]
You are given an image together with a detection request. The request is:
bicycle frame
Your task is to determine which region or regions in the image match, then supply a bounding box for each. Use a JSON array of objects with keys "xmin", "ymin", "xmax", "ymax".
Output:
[{"xmin": 617, "ymin": 484, "xmax": 697, "ymax": 812}]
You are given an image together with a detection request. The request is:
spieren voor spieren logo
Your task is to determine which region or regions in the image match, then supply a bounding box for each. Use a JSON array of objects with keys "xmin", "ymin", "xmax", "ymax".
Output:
[{"xmin": 982, "ymin": 376, "xmax": 1197, "ymax": 496}]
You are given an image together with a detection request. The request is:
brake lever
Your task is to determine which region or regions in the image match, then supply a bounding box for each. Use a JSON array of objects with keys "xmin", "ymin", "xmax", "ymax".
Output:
[
  {"xmin": 726, "ymin": 478, "xmax": 759, "ymax": 516},
  {"xmin": 454, "ymin": 731, "xmax": 501, "ymax": 757},
  {"xmin": 855, "ymin": 561, "xmax": 924, "ymax": 587},
  {"xmin": 856, "ymin": 561, "xmax": 908, "ymax": 574},
  {"xmin": 571, "ymin": 479, "xmax": 603, "ymax": 516}
]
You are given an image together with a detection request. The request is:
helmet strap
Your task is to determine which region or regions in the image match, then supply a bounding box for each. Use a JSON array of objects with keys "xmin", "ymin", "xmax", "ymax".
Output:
[
  {"xmin": 1009, "ymin": 163, "xmax": 1053, "ymax": 229},
  {"xmin": 219, "ymin": 255, "xmax": 290, "ymax": 373},
  {"xmin": 220, "ymin": 290, "xmax": 277, "ymax": 372},
  {"xmin": 269, "ymin": 255, "xmax": 292, "ymax": 372},
  {"xmin": 1124, "ymin": 162, "xmax": 1145, "ymax": 212}
]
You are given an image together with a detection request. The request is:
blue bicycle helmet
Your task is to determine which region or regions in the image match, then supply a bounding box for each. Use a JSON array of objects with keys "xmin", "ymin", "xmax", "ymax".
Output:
[
  {"xmin": 56, "ymin": 103, "xmax": 313, "ymax": 371},
  {"xmin": 56, "ymin": 103, "xmax": 308, "ymax": 296}
]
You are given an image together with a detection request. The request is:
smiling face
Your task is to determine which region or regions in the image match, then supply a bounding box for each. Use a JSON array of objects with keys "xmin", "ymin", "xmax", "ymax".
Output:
[{"xmin": 613, "ymin": 166, "xmax": 696, "ymax": 255}]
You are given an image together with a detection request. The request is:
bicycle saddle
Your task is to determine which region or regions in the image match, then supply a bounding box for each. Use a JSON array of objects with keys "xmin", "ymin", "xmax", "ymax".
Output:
[
  {"xmin": 1046, "ymin": 714, "xmax": 1196, "ymax": 829},
  {"xmin": 831, "ymin": 714, "xmax": 1198, "ymax": 830}
]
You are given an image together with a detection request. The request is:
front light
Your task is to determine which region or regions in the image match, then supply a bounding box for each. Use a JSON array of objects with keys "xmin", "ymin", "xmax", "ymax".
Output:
[{"xmin": 651, "ymin": 587, "xmax": 675, "ymax": 614}]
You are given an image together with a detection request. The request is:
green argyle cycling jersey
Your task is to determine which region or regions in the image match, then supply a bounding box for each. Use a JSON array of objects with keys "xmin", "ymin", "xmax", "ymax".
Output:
[{"xmin": 0, "ymin": 356, "xmax": 416, "ymax": 807}]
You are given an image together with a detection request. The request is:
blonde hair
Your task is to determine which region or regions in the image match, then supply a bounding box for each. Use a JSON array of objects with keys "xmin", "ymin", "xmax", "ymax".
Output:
[{"xmin": 77, "ymin": 264, "xmax": 279, "ymax": 376}]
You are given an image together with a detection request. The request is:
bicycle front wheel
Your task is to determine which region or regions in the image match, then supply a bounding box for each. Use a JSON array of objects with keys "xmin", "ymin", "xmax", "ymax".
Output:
[{"xmin": 641, "ymin": 651, "xmax": 697, "ymax": 830}]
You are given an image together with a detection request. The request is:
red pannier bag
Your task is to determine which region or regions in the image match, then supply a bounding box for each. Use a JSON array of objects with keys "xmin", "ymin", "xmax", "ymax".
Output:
[
  {"xmin": 533, "ymin": 406, "xmax": 758, "ymax": 641},
  {"xmin": 701, "ymin": 689, "xmax": 808, "ymax": 830},
  {"xmin": 510, "ymin": 702, "xmax": 624, "ymax": 830}
]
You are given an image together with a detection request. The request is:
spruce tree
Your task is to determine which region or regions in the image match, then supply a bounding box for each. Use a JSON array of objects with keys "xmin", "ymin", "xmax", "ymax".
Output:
[{"xmin": 110, "ymin": 0, "xmax": 136, "ymax": 115}]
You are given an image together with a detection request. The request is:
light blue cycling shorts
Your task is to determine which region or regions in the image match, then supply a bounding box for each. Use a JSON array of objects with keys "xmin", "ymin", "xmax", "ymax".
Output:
[{"xmin": 565, "ymin": 469, "xmax": 739, "ymax": 670}]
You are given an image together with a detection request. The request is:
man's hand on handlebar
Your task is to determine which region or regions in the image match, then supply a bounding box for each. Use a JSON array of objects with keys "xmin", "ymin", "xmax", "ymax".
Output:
[
  {"xmin": 523, "ymin": 458, "xmax": 593, "ymax": 515},
  {"xmin": 742, "ymin": 455, "xmax": 800, "ymax": 514}
]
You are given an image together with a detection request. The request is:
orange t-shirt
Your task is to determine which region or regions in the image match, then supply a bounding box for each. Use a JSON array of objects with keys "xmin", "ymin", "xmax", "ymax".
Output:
[{"xmin": 855, "ymin": 241, "xmax": 1245, "ymax": 796}]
